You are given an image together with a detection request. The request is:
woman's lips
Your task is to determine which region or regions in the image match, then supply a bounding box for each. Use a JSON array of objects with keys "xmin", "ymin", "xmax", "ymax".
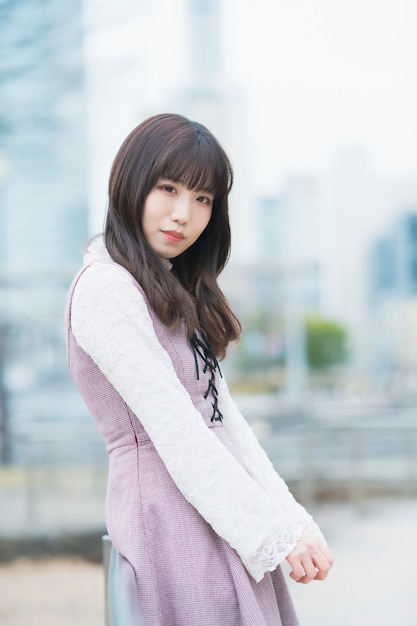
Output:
[{"xmin": 162, "ymin": 230, "xmax": 185, "ymax": 243}]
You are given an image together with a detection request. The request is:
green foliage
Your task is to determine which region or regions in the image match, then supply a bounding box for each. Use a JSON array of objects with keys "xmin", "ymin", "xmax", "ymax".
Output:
[{"xmin": 304, "ymin": 316, "xmax": 348, "ymax": 370}]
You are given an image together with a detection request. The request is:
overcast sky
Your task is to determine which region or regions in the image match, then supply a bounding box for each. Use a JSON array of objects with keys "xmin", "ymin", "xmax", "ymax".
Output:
[
  {"xmin": 84, "ymin": 0, "xmax": 417, "ymax": 194},
  {"xmin": 222, "ymin": 0, "xmax": 417, "ymax": 191}
]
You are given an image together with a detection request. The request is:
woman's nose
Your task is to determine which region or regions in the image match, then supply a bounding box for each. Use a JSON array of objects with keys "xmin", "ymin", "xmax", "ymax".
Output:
[{"xmin": 170, "ymin": 196, "xmax": 191, "ymax": 224}]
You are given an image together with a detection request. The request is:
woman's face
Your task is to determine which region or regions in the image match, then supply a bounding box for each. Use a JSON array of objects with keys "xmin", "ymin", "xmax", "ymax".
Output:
[{"xmin": 142, "ymin": 179, "xmax": 213, "ymax": 259}]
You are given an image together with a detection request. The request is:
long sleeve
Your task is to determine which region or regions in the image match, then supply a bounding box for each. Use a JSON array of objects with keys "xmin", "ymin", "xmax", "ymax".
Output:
[
  {"xmin": 70, "ymin": 261, "xmax": 315, "ymax": 582},
  {"xmin": 218, "ymin": 378, "xmax": 326, "ymax": 543}
]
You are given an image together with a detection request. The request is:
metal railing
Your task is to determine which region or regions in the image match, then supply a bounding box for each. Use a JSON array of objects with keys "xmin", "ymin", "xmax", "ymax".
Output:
[
  {"xmin": 102, "ymin": 535, "xmax": 145, "ymax": 626},
  {"xmin": 263, "ymin": 421, "xmax": 417, "ymax": 504},
  {"xmin": 1, "ymin": 419, "xmax": 416, "ymax": 538}
]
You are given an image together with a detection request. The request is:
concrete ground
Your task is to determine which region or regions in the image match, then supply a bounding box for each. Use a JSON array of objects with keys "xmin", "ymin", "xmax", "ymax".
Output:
[
  {"xmin": 0, "ymin": 497, "xmax": 416, "ymax": 625},
  {"xmin": 0, "ymin": 558, "xmax": 104, "ymax": 626},
  {"xmin": 287, "ymin": 498, "xmax": 417, "ymax": 626}
]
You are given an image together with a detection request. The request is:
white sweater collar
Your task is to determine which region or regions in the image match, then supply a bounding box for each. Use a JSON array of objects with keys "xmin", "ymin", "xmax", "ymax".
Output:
[
  {"xmin": 84, "ymin": 236, "xmax": 110, "ymax": 265},
  {"xmin": 83, "ymin": 235, "xmax": 172, "ymax": 270}
]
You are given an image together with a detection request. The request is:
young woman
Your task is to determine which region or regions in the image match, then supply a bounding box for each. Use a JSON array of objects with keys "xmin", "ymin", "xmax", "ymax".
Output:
[{"xmin": 66, "ymin": 113, "xmax": 333, "ymax": 626}]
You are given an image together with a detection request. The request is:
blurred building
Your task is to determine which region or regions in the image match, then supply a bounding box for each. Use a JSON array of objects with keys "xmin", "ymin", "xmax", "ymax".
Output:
[
  {"xmin": 180, "ymin": 0, "xmax": 253, "ymax": 266},
  {"xmin": 223, "ymin": 176, "xmax": 321, "ymax": 317},
  {"xmin": 369, "ymin": 237, "xmax": 396, "ymax": 299},
  {"xmin": 222, "ymin": 177, "xmax": 322, "ymax": 395},
  {"xmin": 0, "ymin": 0, "xmax": 89, "ymax": 463},
  {"xmin": 0, "ymin": 0, "xmax": 88, "ymax": 279},
  {"xmin": 394, "ymin": 214, "xmax": 417, "ymax": 296},
  {"xmin": 370, "ymin": 214, "xmax": 417, "ymax": 300},
  {"xmin": 369, "ymin": 211, "xmax": 417, "ymax": 377}
]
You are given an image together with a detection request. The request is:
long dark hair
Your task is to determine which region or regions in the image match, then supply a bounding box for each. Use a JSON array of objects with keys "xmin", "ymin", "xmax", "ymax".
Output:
[{"xmin": 104, "ymin": 113, "xmax": 241, "ymax": 358}]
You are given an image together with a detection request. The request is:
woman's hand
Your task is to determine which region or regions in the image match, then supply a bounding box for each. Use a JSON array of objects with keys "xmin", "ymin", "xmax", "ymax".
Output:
[{"xmin": 285, "ymin": 531, "xmax": 334, "ymax": 584}]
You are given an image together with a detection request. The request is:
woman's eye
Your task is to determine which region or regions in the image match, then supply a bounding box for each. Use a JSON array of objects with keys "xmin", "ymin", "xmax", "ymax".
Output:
[
  {"xmin": 163, "ymin": 184, "xmax": 175, "ymax": 193},
  {"xmin": 197, "ymin": 195, "xmax": 213, "ymax": 205}
]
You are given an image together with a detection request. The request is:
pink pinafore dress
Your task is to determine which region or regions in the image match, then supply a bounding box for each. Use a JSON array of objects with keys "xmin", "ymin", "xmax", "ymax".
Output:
[{"xmin": 66, "ymin": 262, "xmax": 300, "ymax": 626}]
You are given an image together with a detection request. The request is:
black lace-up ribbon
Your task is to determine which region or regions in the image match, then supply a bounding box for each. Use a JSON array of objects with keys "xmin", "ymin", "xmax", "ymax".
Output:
[{"xmin": 190, "ymin": 332, "xmax": 223, "ymax": 423}]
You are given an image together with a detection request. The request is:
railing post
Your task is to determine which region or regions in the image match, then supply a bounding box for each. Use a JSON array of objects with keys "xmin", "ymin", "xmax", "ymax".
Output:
[
  {"xmin": 102, "ymin": 534, "xmax": 112, "ymax": 626},
  {"xmin": 101, "ymin": 534, "xmax": 145, "ymax": 625},
  {"xmin": 299, "ymin": 429, "xmax": 315, "ymax": 505}
]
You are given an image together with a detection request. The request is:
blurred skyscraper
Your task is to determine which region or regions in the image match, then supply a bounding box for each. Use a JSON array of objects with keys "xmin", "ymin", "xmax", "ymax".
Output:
[
  {"xmin": 180, "ymin": 0, "xmax": 252, "ymax": 266},
  {"xmin": 394, "ymin": 214, "xmax": 417, "ymax": 296},
  {"xmin": 370, "ymin": 213, "xmax": 417, "ymax": 301},
  {"xmin": 369, "ymin": 237, "xmax": 396, "ymax": 299},
  {"xmin": 0, "ymin": 0, "xmax": 88, "ymax": 279},
  {"xmin": 0, "ymin": 0, "xmax": 90, "ymax": 463},
  {"xmin": 369, "ymin": 212, "xmax": 417, "ymax": 376}
]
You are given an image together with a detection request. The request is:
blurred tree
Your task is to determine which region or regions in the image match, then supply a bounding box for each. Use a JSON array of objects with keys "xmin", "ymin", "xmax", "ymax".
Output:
[{"xmin": 304, "ymin": 316, "xmax": 348, "ymax": 370}]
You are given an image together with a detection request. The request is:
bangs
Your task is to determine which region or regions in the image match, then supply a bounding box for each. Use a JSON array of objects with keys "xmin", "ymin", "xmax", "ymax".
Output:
[{"xmin": 156, "ymin": 132, "xmax": 232, "ymax": 198}]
